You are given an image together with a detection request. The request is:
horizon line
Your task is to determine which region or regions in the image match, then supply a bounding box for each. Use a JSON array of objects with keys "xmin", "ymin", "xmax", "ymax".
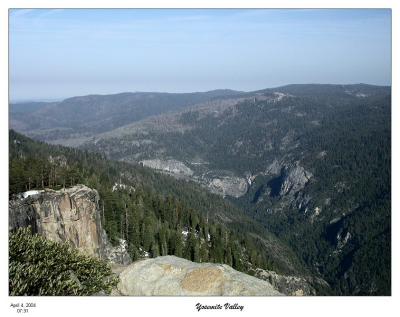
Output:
[{"xmin": 9, "ymin": 82, "xmax": 391, "ymax": 104}]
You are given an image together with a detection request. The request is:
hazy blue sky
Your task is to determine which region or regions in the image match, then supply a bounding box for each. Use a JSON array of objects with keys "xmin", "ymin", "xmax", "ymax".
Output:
[{"xmin": 9, "ymin": 9, "xmax": 391, "ymax": 101}]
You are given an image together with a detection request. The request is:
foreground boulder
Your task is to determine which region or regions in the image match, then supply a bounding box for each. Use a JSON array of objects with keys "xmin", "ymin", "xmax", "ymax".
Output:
[{"xmin": 114, "ymin": 256, "xmax": 282, "ymax": 296}]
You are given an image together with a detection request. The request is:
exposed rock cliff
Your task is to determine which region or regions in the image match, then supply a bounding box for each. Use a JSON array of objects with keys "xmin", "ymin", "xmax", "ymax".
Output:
[
  {"xmin": 140, "ymin": 159, "xmax": 194, "ymax": 176},
  {"xmin": 253, "ymin": 268, "xmax": 317, "ymax": 295},
  {"xmin": 279, "ymin": 164, "xmax": 312, "ymax": 196},
  {"xmin": 139, "ymin": 158, "xmax": 249, "ymax": 198},
  {"xmin": 9, "ymin": 185, "xmax": 131, "ymax": 265},
  {"xmin": 207, "ymin": 176, "xmax": 248, "ymax": 198},
  {"xmin": 113, "ymin": 256, "xmax": 282, "ymax": 296},
  {"xmin": 266, "ymin": 161, "xmax": 312, "ymax": 199}
]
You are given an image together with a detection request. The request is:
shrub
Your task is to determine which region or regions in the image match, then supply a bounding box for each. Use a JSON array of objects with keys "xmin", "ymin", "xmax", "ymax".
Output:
[{"xmin": 9, "ymin": 227, "xmax": 118, "ymax": 296}]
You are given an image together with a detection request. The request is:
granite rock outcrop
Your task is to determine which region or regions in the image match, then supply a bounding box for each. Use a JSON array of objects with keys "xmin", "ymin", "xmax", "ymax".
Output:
[
  {"xmin": 9, "ymin": 184, "xmax": 131, "ymax": 264},
  {"xmin": 113, "ymin": 255, "xmax": 282, "ymax": 296}
]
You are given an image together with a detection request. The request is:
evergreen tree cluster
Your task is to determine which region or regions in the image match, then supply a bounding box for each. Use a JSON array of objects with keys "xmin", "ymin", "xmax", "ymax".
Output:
[
  {"xmin": 234, "ymin": 92, "xmax": 391, "ymax": 295},
  {"xmin": 9, "ymin": 130, "xmax": 283, "ymax": 275},
  {"xmin": 98, "ymin": 186, "xmax": 261, "ymax": 272}
]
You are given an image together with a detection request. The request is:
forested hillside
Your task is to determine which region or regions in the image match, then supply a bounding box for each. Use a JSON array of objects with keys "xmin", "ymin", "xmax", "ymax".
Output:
[
  {"xmin": 9, "ymin": 84, "xmax": 391, "ymax": 295},
  {"xmin": 236, "ymin": 87, "xmax": 391, "ymax": 295},
  {"xmin": 76, "ymin": 84, "xmax": 390, "ymax": 295},
  {"xmin": 9, "ymin": 130, "xmax": 306, "ymax": 279},
  {"xmin": 10, "ymin": 90, "xmax": 243, "ymax": 145}
]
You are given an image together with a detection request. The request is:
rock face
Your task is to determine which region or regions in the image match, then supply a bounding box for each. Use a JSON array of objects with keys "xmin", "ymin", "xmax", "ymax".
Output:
[
  {"xmin": 267, "ymin": 162, "xmax": 312, "ymax": 198},
  {"xmin": 102, "ymin": 236, "xmax": 131, "ymax": 264},
  {"xmin": 9, "ymin": 184, "xmax": 131, "ymax": 264},
  {"xmin": 254, "ymin": 268, "xmax": 316, "ymax": 296},
  {"xmin": 140, "ymin": 159, "xmax": 194, "ymax": 176},
  {"xmin": 140, "ymin": 158, "xmax": 249, "ymax": 198},
  {"xmin": 114, "ymin": 256, "xmax": 282, "ymax": 296},
  {"xmin": 207, "ymin": 176, "xmax": 248, "ymax": 198},
  {"xmin": 279, "ymin": 165, "xmax": 312, "ymax": 196}
]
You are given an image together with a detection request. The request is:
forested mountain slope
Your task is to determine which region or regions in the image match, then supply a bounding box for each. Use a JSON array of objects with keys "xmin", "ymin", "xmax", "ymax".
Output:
[
  {"xmin": 9, "ymin": 83, "xmax": 390, "ymax": 295},
  {"xmin": 10, "ymin": 90, "xmax": 243, "ymax": 146},
  {"xmin": 78, "ymin": 84, "xmax": 391, "ymax": 295},
  {"xmin": 9, "ymin": 130, "xmax": 313, "ymax": 286}
]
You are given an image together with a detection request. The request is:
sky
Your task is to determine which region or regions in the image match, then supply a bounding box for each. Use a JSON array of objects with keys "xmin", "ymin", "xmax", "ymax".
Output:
[{"xmin": 9, "ymin": 9, "xmax": 391, "ymax": 101}]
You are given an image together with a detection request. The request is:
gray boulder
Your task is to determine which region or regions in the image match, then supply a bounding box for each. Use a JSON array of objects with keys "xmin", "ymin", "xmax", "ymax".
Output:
[{"xmin": 114, "ymin": 256, "xmax": 282, "ymax": 296}]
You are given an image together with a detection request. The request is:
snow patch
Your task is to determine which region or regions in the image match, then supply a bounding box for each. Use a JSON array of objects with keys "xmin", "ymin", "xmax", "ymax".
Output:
[
  {"xmin": 139, "ymin": 247, "xmax": 150, "ymax": 258},
  {"xmin": 182, "ymin": 229, "xmax": 189, "ymax": 237},
  {"xmin": 273, "ymin": 92, "xmax": 287, "ymax": 101},
  {"xmin": 245, "ymin": 173, "xmax": 256, "ymax": 187},
  {"xmin": 22, "ymin": 190, "xmax": 43, "ymax": 199},
  {"xmin": 355, "ymin": 93, "xmax": 367, "ymax": 98},
  {"xmin": 345, "ymin": 90, "xmax": 368, "ymax": 98},
  {"xmin": 112, "ymin": 182, "xmax": 135, "ymax": 192}
]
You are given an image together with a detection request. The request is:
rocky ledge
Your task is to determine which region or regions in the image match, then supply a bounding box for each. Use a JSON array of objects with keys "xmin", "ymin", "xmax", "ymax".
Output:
[
  {"xmin": 9, "ymin": 184, "xmax": 131, "ymax": 265},
  {"xmin": 113, "ymin": 255, "xmax": 282, "ymax": 296},
  {"xmin": 207, "ymin": 176, "xmax": 248, "ymax": 198},
  {"xmin": 254, "ymin": 268, "xmax": 316, "ymax": 295}
]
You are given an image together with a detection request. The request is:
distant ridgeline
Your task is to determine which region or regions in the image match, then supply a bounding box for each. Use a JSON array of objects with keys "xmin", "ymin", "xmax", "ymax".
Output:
[
  {"xmin": 9, "ymin": 130, "xmax": 307, "ymax": 283},
  {"xmin": 9, "ymin": 84, "xmax": 391, "ymax": 295}
]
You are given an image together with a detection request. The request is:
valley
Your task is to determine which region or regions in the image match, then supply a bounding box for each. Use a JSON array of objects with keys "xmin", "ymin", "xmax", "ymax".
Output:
[{"xmin": 9, "ymin": 84, "xmax": 391, "ymax": 295}]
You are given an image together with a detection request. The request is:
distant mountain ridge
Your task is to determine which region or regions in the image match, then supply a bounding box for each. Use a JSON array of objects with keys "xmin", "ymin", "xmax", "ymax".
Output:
[
  {"xmin": 10, "ymin": 84, "xmax": 389, "ymax": 147},
  {"xmin": 10, "ymin": 89, "xmax": 244, "ymax": 144}
]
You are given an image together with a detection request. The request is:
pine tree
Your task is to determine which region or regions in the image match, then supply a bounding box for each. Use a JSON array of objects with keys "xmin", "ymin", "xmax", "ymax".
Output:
[
  {"xmin": 159, "ymin": 225, "xmax": 168, "ymax": 256},
  {"xmin": 174, "ymin": 231, "xmax": 183, "ymax": 257},
  {"xmin": 199, "ymin": 242, "xmax": 209, "ymax": 262},
  {"xmin": 150, "ymin": 241, "xmax": 159, "ymax": 258},
  {"xmin": 225, "ymin": 246, "xmax": 233, "ymax": 267},
  {"xmin": 142, "ymin": 217, "xmax": 154, "ymax": 252},
  {"xmin": 193, "ymin": 240, "xmax": 200, "ymax": 262},
  {"xmin": 129, "ymin": 244, "xmax": 140, "ymax": 261},
  {"xmin": 129, "ymin": 207, "xmax": 141, "ymax": 249}
]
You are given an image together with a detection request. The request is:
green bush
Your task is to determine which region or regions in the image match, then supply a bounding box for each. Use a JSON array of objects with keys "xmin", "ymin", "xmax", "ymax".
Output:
[{"xmin": 9, "ymin": 227, "xmax": 118, "ymax": 296}]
